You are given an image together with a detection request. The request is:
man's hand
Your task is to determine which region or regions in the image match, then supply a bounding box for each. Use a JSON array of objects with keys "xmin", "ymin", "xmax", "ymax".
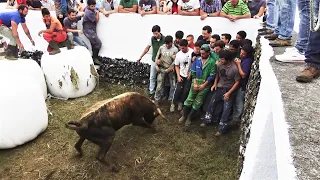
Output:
[
  {"xmin": 198, "ymin": 83, "xmax": 205, "ymax": 91},
  {"xmin": 224, "ymin": 92, "xmax": 230, "ymax": 101},
  {"xmin": 30, "ymin": 39, "xmax": 35, "ymax": 46},
  {"xmin": 38, "ymin": 30, "xmax": 43, "ymax": 36},
  {"xmin": 193, "ymin": 83, "xmax": 199, "ymax": 91},
  {"xmin": 211, "ymin": 84, "xmax": 216, "ymax": 91},
  {"xmin": 200, "ymin": 14, "xmax": 208, "ymax": 20},
  {"xmin": 140, "ymin": 10, "xmax": 146, "ymax": 17},
  {"xmin": 137, "ymin": 58, "xmax": 141, "ymax": 64},
  {"xmin": 253, "ymin": 15, "xmax": 260, "ymax": 19},
  {"xmin": 156, "ymin": 59, "xmax": 161, "ymax": 65},
  {"xmin": 177, "ymin": 76, "xmax": 183, "ymax": 82},
  {"xmin": 187, "ymin": 72, "xmax": 191, "ymax": 80},
  {"xmin": 78, "ymin": 29, "xmax": 83, "ymax": 34},
  {"xmin": 172, "ymin": 54, "xmax": 176, "ymax": 59},
  {"xmin": 173, "ymin": 12, "xmax": 178, "ymax": 15},
  {"xmin": 165, "ymin": 67, "xmax": 173, "ymax": 73},
  {"xmin": 104, "ymin": 12, "xmax": 109, "ymax": 17},
  {"xmin": 58, "ymin": 14, "xmax": 63, "ymax": 18},
  {"xmin": 156, "ymin": 66, "xmax": 161, "ymax": 73},
  {"xmin": 234, "ymin": 58, "xmax": 241, "ymax": 65},
  {"xmin": 18, "ymin": 42, "xmax": 24, "ymax": 51},
  {"xmin": 229, "ymin": 15, "xmax": 236, "ymax": 22}
]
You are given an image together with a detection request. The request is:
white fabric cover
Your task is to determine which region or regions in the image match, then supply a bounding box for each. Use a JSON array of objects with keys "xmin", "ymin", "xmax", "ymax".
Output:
[
  {"xmin": 0, "ymin": 70, "xmax": 48, "ymax": 149},
  {"xmin": 0, "ymin": 59, "xmax": 47, "ymax": 100},
  {"xmin": 41, "ymin": 46, "xmax": 98, "ymax": 99}
]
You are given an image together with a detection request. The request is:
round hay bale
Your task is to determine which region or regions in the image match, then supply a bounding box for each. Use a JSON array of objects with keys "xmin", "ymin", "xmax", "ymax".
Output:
[
  {"xmin": 0, "ymin": 72, "xmax": 48, "ymax": 149},
  {"xmin": 0, "ymin": 59, "xmax": 47, "ymax": 100},
  {"xmin": 41, "ymin": 46, "xmax": 98, "ymax": 99}
]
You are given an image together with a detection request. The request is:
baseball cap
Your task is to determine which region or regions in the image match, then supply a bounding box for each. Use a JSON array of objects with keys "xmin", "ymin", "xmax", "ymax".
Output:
[{"xmin": 200, "ymin": 44, "xmax": 210, "ymax": 52}]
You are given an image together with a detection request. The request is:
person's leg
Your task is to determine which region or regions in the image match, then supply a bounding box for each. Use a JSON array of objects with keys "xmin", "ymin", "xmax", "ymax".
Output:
[
  {"xmin": 216, "ymin": 90, "xmax": 237, "ymax": 136},
  {"xmin": 168, "ymin": 71, "xmax": 176, "ymax": 102},
  {"xmin": 179, "ymin": 87, "xmax": 197, "ymax": 123},
  {"xmin": 170, "ymin": 78, "xmax": 184, "ymax": 112},
  {"xmin": 0, "ymin": 25, "xmax": 18, "ymax": 60},
  {"xmin": 67, "ymin": 32, "xmax": 74, "ymax": 44},
  {"xmin": 84, "ymin": 29, "xmax": 102, "ymax": 64},
  {"xmin": 229, "ymin": 89, "xmax": 245, "ymax": 126},
  {"xmin": 149, "ymin": 61, "xmax": 157, "ymax": 97},
  {"xmin": 200, "ymin": 88, "xmax": 224, "ymax": 127},
  {"xmin": 296, "ymin": 29, "xmax": 320, "ymax": 82},
  {"xmin": 269, "ymin": 0, "xmax": 297, "ymax": 47},
  {"xmin": 179, "ymin": 77, "xmax": 192, "ymax": 104},
  {"xmin": 259, "ymin": 0, "xmax": 278, "ymax": 35},
  {"xmin": 43, "ymin": 32, "xmax": 62, "ymax": 55},
  {"xmin": 73, "ymin": 35, "xmax": 89, "ymax": 49},
  {"xmin": 154, "ymin": 69, "xmax": 165, "ymax": 103}
]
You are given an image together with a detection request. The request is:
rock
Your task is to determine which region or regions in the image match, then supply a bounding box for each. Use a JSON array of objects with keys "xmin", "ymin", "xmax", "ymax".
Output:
[
  {"xmin": 98, "ymin": 57, "xmax": 150, "ymax": 88},
  {"xmin": 41, "ymin": 46, "xmax": 98, "ymax": 99}
]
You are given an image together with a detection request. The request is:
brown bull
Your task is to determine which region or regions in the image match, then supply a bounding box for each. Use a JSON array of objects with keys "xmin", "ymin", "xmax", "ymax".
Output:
[{"xmin": 65, "ymin": 92, "xmax": 167, "ymax": 163}]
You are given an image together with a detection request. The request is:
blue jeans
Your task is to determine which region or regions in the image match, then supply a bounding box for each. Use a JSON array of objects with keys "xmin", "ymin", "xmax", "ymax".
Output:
[
  {"xmin": 67, "ymin": 32, "xmax": 88, "ymax": 49},
  {"xmin": 149, "ymin": 61, "xmax": 157, "ymax": 95},
  {"xmin": 232, "ymin": 88, "xmax": 245, "ymax": 122},
  {"xmin": 266, "ymin": 0, "xmax": 279, "ymax": 30},
  {"xmin": 274, "ymin": 0, "xmax": 297, "ymax": 40},
  {"xmin": 305, "ymin": 29, "xmax": 320, "ymax": 69}
]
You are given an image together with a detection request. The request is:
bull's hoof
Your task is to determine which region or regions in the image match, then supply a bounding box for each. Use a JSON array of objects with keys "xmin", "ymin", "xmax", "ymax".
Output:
[{"xmin": 96, "ymin": 157, "xmax": 109, "ymax": 166}]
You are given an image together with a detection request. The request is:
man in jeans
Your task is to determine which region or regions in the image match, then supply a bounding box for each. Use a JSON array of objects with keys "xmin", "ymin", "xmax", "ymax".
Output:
[
  {"xmin": 200, "ymin": 49, "xmax": 240, "ymax": 136},
  {"xmin": 170, "ymin": 39, "xmax": 193, "ymax": 112},
  {"xmin": 154, "ymin": 35, "xmax": 179, "ymax": 105},
  {"xmin": 296, "ymin": 0, "xmax": 320, "ymax": 83},
  {"xmin": 275, "ymin": 0, "xmax": 319, "ymax": 62},
  {"xmin": 138, "ymin": 25, "xmax": 165, "ymax": 98},
  {"xmin": 262, "ymin": 0, "xmax": 296, "ymax": 47},
  {"xmin": 64, "ymin": 9, "xmax": 88, "ymax": 48}
]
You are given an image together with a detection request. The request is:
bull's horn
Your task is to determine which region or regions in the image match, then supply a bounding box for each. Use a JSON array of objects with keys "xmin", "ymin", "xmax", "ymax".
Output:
[{"xmin": 157, "ymin": 108, "xmax": 168, "ymax": 121}]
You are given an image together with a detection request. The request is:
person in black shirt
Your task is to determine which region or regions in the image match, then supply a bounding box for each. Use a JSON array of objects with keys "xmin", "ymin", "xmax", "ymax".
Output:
[
  {"xmin": 27, "ymin": 0, "xmax": 42, "ymax": 10},
  {"xmin": 197, "ymin": 25, "xmax": 212, "ymax": 44}
]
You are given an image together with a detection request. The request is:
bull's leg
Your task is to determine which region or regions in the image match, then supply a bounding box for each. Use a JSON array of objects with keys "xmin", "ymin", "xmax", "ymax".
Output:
[
  {"xmin": 132, "ymin": 117, "xmax": 152, "ymax": 128},
  {"xmin": 74, "ymin": 137, "xmax": 85, "ymax": 156},
  {"xmin": 96, "ymin": 135, "xmax": 115, "ymax": 164}
]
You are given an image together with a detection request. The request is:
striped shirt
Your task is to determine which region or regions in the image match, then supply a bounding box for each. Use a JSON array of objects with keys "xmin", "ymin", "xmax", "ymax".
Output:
[
  {"xmin": 221, "ymin": 0, "xmax": 250, "ymax": 15},
  {"xmin": 200, "ymin": 0, "xmax": 222, "ymax": 13}
]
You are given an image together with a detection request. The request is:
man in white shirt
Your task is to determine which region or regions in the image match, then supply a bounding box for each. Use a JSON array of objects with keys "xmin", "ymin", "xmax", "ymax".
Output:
[
  {"xmin": 99, "ymin": 0, "xmax": 119, "ymax": 16},
  {"xmin": 177, "ymin": 0, "xmax": 200, "ymax": 16},
  {"xmin": 170, "ymin": 39, "xmax": 194, "ymax": 112},
  {"xmin": 41, "ymin": 0, "xmax": 55, "ymax": 10}
]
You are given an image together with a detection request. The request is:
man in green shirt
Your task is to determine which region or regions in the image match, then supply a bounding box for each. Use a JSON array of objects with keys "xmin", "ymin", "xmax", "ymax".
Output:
[
  {"xmin": 220, "ymin": 0, "xmax": 251, "ymax": 21},
  {"xmin": 138, "ymin": 25, "xmax": 165, "ymax": 98},
  {"xmin": 179, "ymin": 44, "xmax": 217, "ymax": 129},
  {"xmin": 118, "ymin": 0, "xmax": 138, "ymax": 13}
]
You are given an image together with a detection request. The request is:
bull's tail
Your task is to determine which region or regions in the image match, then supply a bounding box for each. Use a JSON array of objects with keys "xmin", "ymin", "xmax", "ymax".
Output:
[
  {"xmin": 65, "ymin": 121, "xmax": 87, "ymax": 131},
  {"xmin": 157, "ymin": 108, "xmax": 169, "ymax": 121}
]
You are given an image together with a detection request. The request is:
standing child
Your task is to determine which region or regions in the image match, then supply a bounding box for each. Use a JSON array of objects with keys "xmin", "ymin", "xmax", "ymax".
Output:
[
  {"xmin": 154, "ymin": 35, "xmax": 179, "ymax": 105},
  {"xmin": 170, "ymin": 39, "xmax": 193, "ymax": 112},
  {"xmin": 83, "ymin": 0, "xmax": 102, "ymax": 64}
]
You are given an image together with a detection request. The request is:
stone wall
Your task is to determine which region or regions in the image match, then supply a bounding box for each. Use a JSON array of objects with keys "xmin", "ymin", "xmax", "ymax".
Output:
[{"xmin": 237, "ymin": 36, "xmax": 262, "ymax": 175}]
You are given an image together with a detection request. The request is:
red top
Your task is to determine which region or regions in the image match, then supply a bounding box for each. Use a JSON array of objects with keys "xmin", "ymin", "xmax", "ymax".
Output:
[
  {"xmin": 188, "ymin": 43, "xmax": 195, "ymax": 49},
  {"xmin": 17, "ymin": 0, "xmax": 27, "ymax": 5},
  {"xmin": 172, "ymin": 4, "xmax": 178, "ymax": 14}
]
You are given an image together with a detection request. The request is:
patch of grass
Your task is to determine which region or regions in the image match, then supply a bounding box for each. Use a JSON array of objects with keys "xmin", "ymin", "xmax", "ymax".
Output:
[{"xmin": 0, "ymin": 83, "xmax": 240, "ymax": 180}]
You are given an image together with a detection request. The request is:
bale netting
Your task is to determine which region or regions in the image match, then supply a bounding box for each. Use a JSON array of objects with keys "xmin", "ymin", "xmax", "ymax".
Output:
[
  {"xmin": 97, "ymin": 57, "xmax": 150, "ymax": 88},
  {"xmin": 237, "ymin": 36, "xmax": 262, "ymax": 175},
  {"xmin": 19, "ymin": 50, "xmax": 43, "ymax": 66}
]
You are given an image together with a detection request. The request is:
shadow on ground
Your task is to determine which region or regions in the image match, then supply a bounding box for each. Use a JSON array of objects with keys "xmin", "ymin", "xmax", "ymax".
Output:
[{"xmin": 0, "ymin": 83, "xmax": 240, "ymax": 180}]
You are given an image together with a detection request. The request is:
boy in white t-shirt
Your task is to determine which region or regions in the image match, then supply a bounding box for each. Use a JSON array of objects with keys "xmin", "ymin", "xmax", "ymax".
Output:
[
  {"xmin": 177, "ymin": 0, "xmax": 200, "ymax": 16},
  {"xmin": 170, "ymin": 39, "xmax": 194, "ymax": 112}
]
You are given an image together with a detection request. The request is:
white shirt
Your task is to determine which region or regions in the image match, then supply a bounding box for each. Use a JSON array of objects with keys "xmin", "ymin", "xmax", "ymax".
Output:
[
  {"xmin": 174, "ymin": 48, "xmax": 194, "ymax": 77},
  {"xmin": 177, "ymin": 0, "xmax": 200, "ymax": 12},
  {"xmin": 41, "ymin": 0, "xmax": 54, "ymax": 9},
  {"xmin": 100, "ymin": 0, "xmax": 119, "ymax": 11}
]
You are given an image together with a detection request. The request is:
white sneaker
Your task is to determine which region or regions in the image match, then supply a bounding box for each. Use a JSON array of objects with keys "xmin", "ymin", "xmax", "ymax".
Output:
[
  {"xmin": 275, "ymin": 48, "xmax": 305, "ymax": 63},
  {"xmin": 284, "ymin": 47, "xmax": 297, "ymax": 53},
  {"xmin": 177, "ymin": 103, "xmax": 183, "ymax": 111}
]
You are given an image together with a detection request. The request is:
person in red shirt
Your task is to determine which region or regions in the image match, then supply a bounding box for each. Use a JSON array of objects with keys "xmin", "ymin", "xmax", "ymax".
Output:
[
  {"xmin": 38, "ymin": 8, "xmax": 73, "ymax": 55},
  {"xmin": 171, "ymin": 0, "xmax": 178, "ymax": 14},
  {"xmin": 17, "ymin": 0, "xmax": 27, "ymax": 5},
  {"xmin": 187, "ymin": 34, "xmax": 194, "ymax": 49}
]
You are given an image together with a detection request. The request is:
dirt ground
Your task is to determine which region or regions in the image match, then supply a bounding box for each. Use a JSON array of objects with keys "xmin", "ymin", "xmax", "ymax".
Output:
[{"xmin": 0, "ymin": 82, "xmax": 240, "ymax": 180}]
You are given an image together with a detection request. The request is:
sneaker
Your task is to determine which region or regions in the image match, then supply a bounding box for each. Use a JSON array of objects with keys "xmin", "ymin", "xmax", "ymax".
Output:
[
  {"xmin": 296, "ymin": 66, "xmax": 320, "ymax": 83},
  {"xmin": 269, "ymin": 38, "xmax": 292, "ymax": 47},
  {"xmin": 264, "ymin": 33, "xmax": 278, "ymax": 40},
  {"xmin": 258, "ymin": 29, "xmax": 274, "ymax": 35},
  {"xmin": 275, "ymin": 48, "xmax": 305, "ymax": 63},
  {"xmin": 170, "ymin": 104, "xmax": 175, "ymax": 112},
  {"xmin": 177, "ymin": 103, "xmax": 183, "ymax": 111}
]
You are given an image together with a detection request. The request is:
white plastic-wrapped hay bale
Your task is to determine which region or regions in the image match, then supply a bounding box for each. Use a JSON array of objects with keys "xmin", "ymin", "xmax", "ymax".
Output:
[
  {"xmin": 0, "ymin": 59, "xmax": 47, "ymax": 100},
  {"xmin": 41, "ymin": 46, "xmax": 98, "ymax": 99},
  {"xmin": 0, "ymin": 71, "xmax": 48, "ymax": 149}
]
